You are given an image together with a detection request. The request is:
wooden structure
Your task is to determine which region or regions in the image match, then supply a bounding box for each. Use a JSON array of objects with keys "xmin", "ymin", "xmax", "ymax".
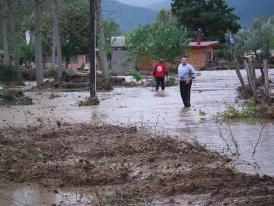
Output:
[
  {"xmin": 136, "ymin": 40, "xmax": 220, "ymax": 71},
  {"xmin": 188, "ymin": 41, "xmax": 220, "ymax": 69}
]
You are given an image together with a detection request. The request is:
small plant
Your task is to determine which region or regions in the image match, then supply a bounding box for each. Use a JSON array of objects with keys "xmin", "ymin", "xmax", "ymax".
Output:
[
  {"xmin": 44, "ymin": 68, "xmax": 58, "ymax": 78},
  {"xmin": 218, "ymin": 98, "xmax": 262, "ymax": 119},
  {"xmin": 0, "ymin": 89, "xmax": 33, "ymax": 105},
  {"xmin": 129, "ymin": 70, "xmax": 142, "ymax": 82}
]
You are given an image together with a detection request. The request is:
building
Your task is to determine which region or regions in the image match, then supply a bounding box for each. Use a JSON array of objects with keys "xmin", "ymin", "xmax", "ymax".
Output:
[{"xmin": 188, "ymin": 41, "xmax": 220, "ymax": 69}]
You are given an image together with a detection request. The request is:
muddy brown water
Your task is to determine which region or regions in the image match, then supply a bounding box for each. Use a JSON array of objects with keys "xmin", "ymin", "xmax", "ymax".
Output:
[{"xmin": 1, "ymin": 69, "xmax": 274, "ymax": 206}]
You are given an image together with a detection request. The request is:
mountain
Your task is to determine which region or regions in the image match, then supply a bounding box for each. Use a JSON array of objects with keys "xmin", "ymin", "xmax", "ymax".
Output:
[
  {"xmin": 146, "ymin": 1, "xmax": 171, "ymax": 10},
  {"xmin": 116, "ymin": 0, "xmax": 163, "ymax": 7},
  {"xmin": 143, "ymin": 0, "xmax": 274, "ymax": 28},
  {"xmin": 102, "ymin": 0, "xmax": 157, "ymax": 32},
  {"xmin": 226, "ymin": 0, "xmax": 274, "ymax": 28}
]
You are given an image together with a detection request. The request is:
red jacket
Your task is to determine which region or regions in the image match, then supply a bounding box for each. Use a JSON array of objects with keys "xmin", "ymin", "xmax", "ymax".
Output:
[{"xmin": 153, "ymin": 63, "xmax": 168, "ymax": 78}]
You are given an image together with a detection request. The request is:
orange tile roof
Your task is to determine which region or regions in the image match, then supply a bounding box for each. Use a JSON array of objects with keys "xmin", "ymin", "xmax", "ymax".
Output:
[{"xmin": 189, "ymin": 41, "xmax": 219, "ymax": 47}]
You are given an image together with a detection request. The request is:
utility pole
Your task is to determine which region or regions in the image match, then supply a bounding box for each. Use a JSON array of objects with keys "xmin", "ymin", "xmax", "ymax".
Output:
[{"xmin": 89, "ymin": 0, "xmax": 96, "ymax": 98}]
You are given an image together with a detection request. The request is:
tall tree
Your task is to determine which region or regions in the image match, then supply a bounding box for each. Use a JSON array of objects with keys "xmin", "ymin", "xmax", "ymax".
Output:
[
  {"xmin": 95, "ymin": 0, "xmax": 109, "ymax": 77},
  {"xmin": 51, "ymin": 0, "xmax": 62, "ymax": 80},
  {"xmin": 128, "ymin": 23, "xmax": 189, "ymax": 62},
  {"xmin": 0, "ymin": 0, "xmax": 10, "ymax": 65},
  {"xmin": 171, "ymin": 0, "xmax": 241, "ymax": 42},
  {"xmin": 8, "ymin": 0, "xmax": 19, "ymax": 67},
  {"xmin": 33, "ymin": 0, "xmax": 44, "ymax": 85}
]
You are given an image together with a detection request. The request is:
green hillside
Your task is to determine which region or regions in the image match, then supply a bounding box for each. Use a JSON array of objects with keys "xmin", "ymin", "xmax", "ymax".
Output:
[
  {"xmin": 14, "ymin": 0, "xmax": 157, "ymax": 32},
  {"xmin": 102, "ymin": 0, "xmax": 157, "ymax": 31}
]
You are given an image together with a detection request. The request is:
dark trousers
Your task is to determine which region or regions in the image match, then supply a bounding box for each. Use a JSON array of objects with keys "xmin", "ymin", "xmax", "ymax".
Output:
[
  {"xmin": 180, "ymin": 80, "xmax": 192, "ymax": 107},
  {"xmin": 156, "ymin": 77, "xmax": 165, "ymax": 91}
]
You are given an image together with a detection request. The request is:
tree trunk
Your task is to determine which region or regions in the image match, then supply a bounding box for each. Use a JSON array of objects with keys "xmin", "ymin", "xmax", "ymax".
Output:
[
  {"xmin": 234, "ymin": 61, "xmax": 245, "ymax": 89},
  {"xmin": 263, "ymin": 59, "xmax": 270, "ymax": 101},
  {"xmin": 95, "ymin": 0, "xmax": 109, "ymax": 78},
  {"xmin": 8, "ymin": 0, "xmax": 19, "ymax": 67},
  {"xmin": 0, "ymin": 0, "xmax": 10, "ymax": 65},
  {"xmin": 255, "ymin": 51, "xmax": 264, "ymax": 79},
  {"xmin": 65, "ymin": 56, "xmax": 69, "ymax": 69},
  {"xmin": 51, "ymin": 0, "xmax": 62, "ymax": 80},
  {"xmin": 244, "ymin": 60, "xmax": 256, "ymax": 97},
  {"xmin": 33, "ymin": 0, "xmax": 44, "ymax": 86}
]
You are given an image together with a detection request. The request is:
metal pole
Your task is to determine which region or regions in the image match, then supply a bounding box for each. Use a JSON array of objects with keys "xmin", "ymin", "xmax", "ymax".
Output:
[{"xmin": 89, "ymin": 0, "xmax": 96, "ymax": 97}]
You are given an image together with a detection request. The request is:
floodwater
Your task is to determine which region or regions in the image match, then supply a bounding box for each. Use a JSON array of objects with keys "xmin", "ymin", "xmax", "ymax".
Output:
[{"xmin": 1, "ymin": 69, "xmax": 274, "ymax": 205}]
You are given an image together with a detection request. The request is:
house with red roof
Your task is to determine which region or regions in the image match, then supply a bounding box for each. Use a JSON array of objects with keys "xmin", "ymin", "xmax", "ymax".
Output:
[{"xmin": 188, "ymin": 40, "xmax": 220, "ymax": 69}]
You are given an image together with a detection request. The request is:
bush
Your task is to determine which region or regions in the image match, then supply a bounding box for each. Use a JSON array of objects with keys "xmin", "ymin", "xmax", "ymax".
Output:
[
  {"xmin": 0, "ymin": 65, "xmax": 22, "ymax": 83},
  {"xmin": 44, "ymin": 68, "xmax": 58, "ymax": 78},
  {"xmin": 218, "ymin": 99, "xmax": 262, "ymax": 119},
  {"xmin": 129, "ymin": 70, "xmax": 142, "ymax": 82},
  {"xmin": 0, "ymin": 89, "xmax": 33, "ymax": 105}
]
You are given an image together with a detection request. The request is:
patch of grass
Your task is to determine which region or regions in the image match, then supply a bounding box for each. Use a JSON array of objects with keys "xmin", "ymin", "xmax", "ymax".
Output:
[
  {"xmin": 2, "ymin": 147, "xmax": 16, "ymax": 158},
  {"xmin": 218, "ymin": 99, "xmax": 262, "ymax": 119}
]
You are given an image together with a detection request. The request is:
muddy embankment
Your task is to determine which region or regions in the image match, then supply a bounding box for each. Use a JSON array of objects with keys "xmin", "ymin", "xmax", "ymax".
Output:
[{"xmin": 1, "ymin": 123, "xmax": 274, "ymax": 205}]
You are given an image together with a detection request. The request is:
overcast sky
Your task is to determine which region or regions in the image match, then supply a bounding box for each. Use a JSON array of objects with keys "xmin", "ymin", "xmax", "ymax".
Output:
[{"xmin": 116, "ymin": 0, "xmax": 165, "ymax": 7}]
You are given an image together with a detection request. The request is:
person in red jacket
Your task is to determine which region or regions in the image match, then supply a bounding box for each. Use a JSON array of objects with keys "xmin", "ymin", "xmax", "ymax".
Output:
[{"xmin": 153, "ymin": 59, "xmax": 168, "ymax": 92}]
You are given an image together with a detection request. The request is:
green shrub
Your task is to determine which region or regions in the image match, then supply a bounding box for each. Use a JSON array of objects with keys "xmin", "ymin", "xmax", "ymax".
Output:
[
  {"xmin": 129, "ymin": 70, "xmax": 142, "ymax": 82},
  {"xmin": 218, "ymin": 99, "xmax": 262, "ymax": 119},
  {"xmin": 0, "ymin": 65, "xmax": 22, "ymax": 83},
  {"xmin": 44, "ymin": 68, "xmax": 58, "ymax": 78},
  {"xmin": 0, "ymin": 89, "xmax": 33, "ymax": 105}
]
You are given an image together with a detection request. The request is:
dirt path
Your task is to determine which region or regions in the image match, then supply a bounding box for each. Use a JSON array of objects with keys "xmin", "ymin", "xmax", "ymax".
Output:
[{"xmin": 1, "ymin": 123, "xmax": 274, "ymax": 205}]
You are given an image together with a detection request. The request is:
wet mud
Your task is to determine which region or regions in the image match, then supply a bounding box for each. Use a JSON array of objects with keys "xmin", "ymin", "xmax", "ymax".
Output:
[{"xmin": 1, "ymin": 124, "xmax": 274, "ymax": 205}]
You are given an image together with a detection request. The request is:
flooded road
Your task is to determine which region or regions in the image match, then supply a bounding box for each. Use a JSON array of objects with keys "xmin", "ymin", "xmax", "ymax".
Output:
[
  {"xmin": 1, "ymin": 69, "xmax": 274, "ymax": 205},
  {"xmin": 1, "ymin": 70, "xmax": 274, "ymax": 176}
]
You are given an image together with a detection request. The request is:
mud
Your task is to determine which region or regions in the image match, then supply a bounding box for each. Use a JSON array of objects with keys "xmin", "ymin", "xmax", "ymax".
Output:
[{"xmin": 1, "ymin": 123, "xmax": 274, "ymax": 205}]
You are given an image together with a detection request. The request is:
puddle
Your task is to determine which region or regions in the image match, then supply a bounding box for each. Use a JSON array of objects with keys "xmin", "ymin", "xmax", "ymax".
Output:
[{"xmin": 0, "ymin": 180, "xmax": 97, "ymax": 206}]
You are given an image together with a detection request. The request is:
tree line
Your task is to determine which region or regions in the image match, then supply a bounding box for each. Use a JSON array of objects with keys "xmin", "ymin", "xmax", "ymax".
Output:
[{"xmin": 0, "ymin": 0, "xmax": 120, "ymax": 85}]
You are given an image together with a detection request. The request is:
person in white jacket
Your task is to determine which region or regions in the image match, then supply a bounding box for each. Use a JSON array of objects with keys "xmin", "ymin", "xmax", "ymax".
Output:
[{"xmin": 177, "ymin": 57, "xmax": 196, "ymax": 107}]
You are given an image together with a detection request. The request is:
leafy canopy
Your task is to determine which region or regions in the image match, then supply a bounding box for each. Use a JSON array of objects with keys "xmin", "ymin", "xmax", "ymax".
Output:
[
  {"xmin": 233, "ymin": 17, "xmax": 274, "ymax": 61},
  {"xmin": 127, "ymin": 10, "xmax": 189, "ymax": 62},
  {"xmin": 171, "ymin": 0, "xmax": 241, "ymax": 42}
]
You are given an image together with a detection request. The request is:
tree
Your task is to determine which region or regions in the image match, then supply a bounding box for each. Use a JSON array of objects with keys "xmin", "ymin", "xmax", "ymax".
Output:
[
  {"xmin": 8, "ymin": 0, "xmax": 19, "ymax": 67},
  {"xmin": 51, "ymin": 0, "xmax": 62, "ymax": 80},
  {"xmin": 233, "ymin": 17, "xmax": 274, "ymax": 77},
  {"xmin": 95, "ymin": 0, "xmax": 108, "ymax": 77},
  {"xmin": 0, "ymin": 0, "xmax": 10, "ymax": 65},
  {"xmin": 33, "ymin": 0, "xmax": 44, "ymax": 86},
  {"xmin": 171, "ymin": 0, "xmax": 241, "ymax": 42},
  {"xmin": 128, "ymin": 23, "xmax": 189, "ymax": 62},
  {"xmin": 103, "ymin": 19, "xmax": 121, "ymax": 46},
  {"xmin": 19, "ymin": 42, "xmax": 35, "ymax": 69},
  {"xmin": 59, "ymin": 5, "xmax": 90, "ymax": 68}
]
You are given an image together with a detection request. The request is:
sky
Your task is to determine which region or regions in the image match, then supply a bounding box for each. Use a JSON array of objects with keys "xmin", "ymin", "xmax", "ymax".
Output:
[{"xmin": 116, "ymin": 0, "xmax": 165, "ymax": 7}]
